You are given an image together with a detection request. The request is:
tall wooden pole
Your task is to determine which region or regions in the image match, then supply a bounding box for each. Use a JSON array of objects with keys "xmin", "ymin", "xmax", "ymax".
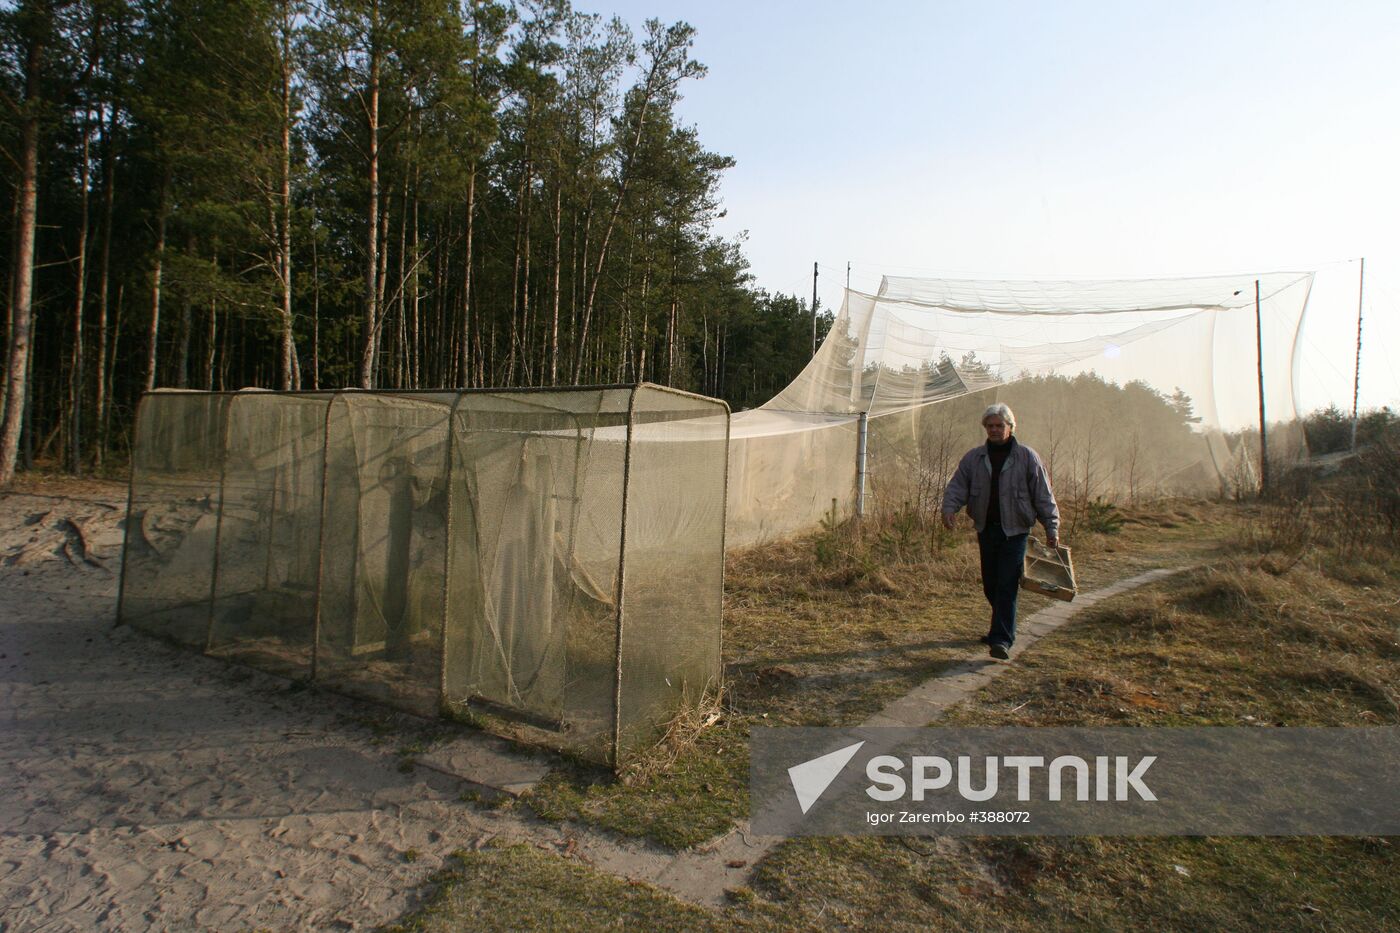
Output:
[
  {"xmin": 1255, "ymin": 279, "xmax": 1268, "ymax": 495},
  {"xmin": 1351, "ymin": 257, "xmax": 1365, "ymax": 451},
  {"xmin": 811, "ymin": 261, "xmax": 819, "ymax": 356}
]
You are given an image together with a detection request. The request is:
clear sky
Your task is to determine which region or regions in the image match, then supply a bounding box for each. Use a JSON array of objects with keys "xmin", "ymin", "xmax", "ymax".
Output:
[{"xmin": 587, "ymin": 0, "xmax": 1400, "ymax": 414}]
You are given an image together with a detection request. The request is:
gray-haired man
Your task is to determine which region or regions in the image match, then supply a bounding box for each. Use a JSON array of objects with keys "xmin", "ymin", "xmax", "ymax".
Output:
[{"xmin": 940, "ymin": 403, "xmax": 1061, "ymax": 660}]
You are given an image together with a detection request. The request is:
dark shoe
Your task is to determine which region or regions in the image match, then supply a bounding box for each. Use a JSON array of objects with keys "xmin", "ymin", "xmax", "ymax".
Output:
[
  {"xmin": 989, "ymin": 643, "xmax": 1010, "ymax": 660},
  {"xmin": 978, "ymin": 634, "xmax": 992, "ymax": 645}
]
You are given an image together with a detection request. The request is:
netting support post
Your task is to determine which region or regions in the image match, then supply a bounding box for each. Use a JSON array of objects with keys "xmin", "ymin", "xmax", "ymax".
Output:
[
  {"xmin": 610, "ymin": 386, "xmax": 640, "ymax": 770},
  {"xmin": 856, "ymin": 411, "xmax": 869, "ymax": 518},
  {"xmin": 1351, "ymin": 256, "xmax": 1365, "ymax": 452},
  {"xmin": 718, "ymin": 402, "xmax": 731, "ymax": 693},
  {"xmin": 437, "ymin": 394, "xmax": 464, "ymax": 715},
  {"xmin": 309, "ymin": 393, "xmax": 338, "ymax": 682},
  {"xmin": 204, "ymin": 398, "xmax": 236, "ymax": 653},
  {"xmin": 113, "ymin": 393, "xmax": 147, "ymax": 628},
  {"xmin": 1254, "ymin": 279, "xmax": 1268, "ymax": 497}
]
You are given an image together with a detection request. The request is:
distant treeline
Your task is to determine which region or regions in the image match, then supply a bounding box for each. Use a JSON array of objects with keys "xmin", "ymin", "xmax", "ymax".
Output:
[
  {"xmin": 873, "ymin": 366, "xmax": 1396, "ymax": 506},
  {"xmin": 1299, "ymin": 404, "xmax": 1397, "ymax": 456},
  {"xmin": 0, "ymin": 0, "xmax": 830, "ymax": 482}
]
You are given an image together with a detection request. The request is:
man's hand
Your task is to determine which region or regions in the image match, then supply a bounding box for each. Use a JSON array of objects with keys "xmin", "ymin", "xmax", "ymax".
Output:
[
  {"xmin": 941, "ymin": 512, "xmax": 956, "ymax": 530},
  {"xmin": 1047, "ymin": 535, "xmax": 1060, "ymax": 550}
]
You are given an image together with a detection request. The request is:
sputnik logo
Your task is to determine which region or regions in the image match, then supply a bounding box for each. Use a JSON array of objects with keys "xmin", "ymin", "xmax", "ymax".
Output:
[{"xmin": 787, "ymin": 741, "xmax": 865, "ymax": 814}]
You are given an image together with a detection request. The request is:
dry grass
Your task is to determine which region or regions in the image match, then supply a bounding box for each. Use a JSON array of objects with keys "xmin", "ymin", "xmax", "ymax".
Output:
[
  {"xmin": 383, "ymin": 842, "xmax": 741, "ymax": 933},
  {"xmin": 723, "ymin": 496, "xmax": 1233, "ymax": 727},
  {"xmin": 728, "ymin": 488, "xmax": 1400, "ymax": 932},
  {"xmin": 396, "ymin": 487, "xmax": 1400, "ymax": 930},
  {"xmin": 941, "ymin": 525, "xmax": 1400, "ymax": 729},
  {"xmin": 747, "ymin": 833, "xmax": 1398, "ymax": 932},
  {"xmin": 617, "ymin": 683, "xmax": 731, "ymax": 786},
  {"xmin": 525, "ymin": 496, "xmax": 1236, "ymax": 848}
]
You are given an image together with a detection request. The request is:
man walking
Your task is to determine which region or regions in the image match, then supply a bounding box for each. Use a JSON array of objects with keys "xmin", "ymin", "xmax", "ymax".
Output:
[{"xmin": 940, "ymin": 404, "xmax": 1061, "ymax": 660}]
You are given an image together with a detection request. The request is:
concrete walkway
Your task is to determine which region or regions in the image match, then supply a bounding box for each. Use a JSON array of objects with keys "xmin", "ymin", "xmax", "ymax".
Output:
[{"xmin": 864, "ymin": 566, "xmax": 1186, "ymax": 729}]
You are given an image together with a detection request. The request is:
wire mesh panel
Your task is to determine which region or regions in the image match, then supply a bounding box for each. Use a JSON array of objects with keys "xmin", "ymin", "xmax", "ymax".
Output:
[
  {"xmin": 119, "ymin": 391, "xmax": 231, "ymax": 646},
  {"xmin": 206, "ymin": 393, "xmax": 331, "ymax": 676},
  {"xmin": 315, "ymin": 393, "xmax": 456, "ymax": 716},
  {"xmin": 442, "ymin": 388, "xmax": 632, "ymax": 762},
  {"xmin": 615, "ymin": 386, "xmax": 728, "ymax": 761},
  {"xmin": 121, "ymin": 384, "xmax": 729, "ymax": 770}
]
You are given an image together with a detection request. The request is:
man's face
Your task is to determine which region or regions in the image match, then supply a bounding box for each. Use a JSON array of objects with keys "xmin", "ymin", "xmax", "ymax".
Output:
[{"xmin": 983, "ymin": 416, "xmax": 1010, "ymax": 443}]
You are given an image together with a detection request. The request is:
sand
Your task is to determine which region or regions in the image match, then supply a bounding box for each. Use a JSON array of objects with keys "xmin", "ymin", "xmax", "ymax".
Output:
[
  {"xmin": 1, "ymin": 478, "xmax": 798, "ymax": 931},
  {"xmin": 0, "ymin": 482, "xmax": 554, "ymax": 931}
]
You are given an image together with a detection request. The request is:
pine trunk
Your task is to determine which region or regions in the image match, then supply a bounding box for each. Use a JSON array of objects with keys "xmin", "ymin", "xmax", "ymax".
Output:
[
  {"xmin": 310, "ymin": 204, "xmax": 320, "ymax": 389},
  {"xmin": 458, "ymin": 162, "xmax": 476, "ymax": 386},
  {"xmin": 358, "ymin": 29, "xmax": 382, "ymax": 389},
  {"xmin": 144, "ymin": 171, "xmax": 170, "ymax": 393},
  {"xmin": 550, "ymin": 171, "xmax": 562, "ymax": 385},
  {"xmin": 374, "ymin": 187, "xmax": 389, "ymax": 386},
  {"xmin": 0, "ymin": 32, "xmax": 44, "ymax": 486},
  {"xmin": 278, "ymin": 17, "xmax": 297, "ymax": 390},
  {"xmin": 506, "ymin": 152, "xmax": 530, "ymax": 385},
  {"xmin": 394, "ymin": 176, "xmax": 408, "ymax": 387},
  {"xmin": 93, "ymin": 109, "xmax": 115, "ymax": 469},
  {"xmin": 572, "ymin": 94, "xmax": 655, "ymax": 386},
  {"xmin": 103, "ymin": 284, "xmax": 122, "ymax": 454},
  {"xmin": 175, "ymin": 235, "xmax": 193, "ymax": 388},
  {"xmin": 204, "ymin": 289, "xmax": 217, "ymax": 391},
  {"xmin": 69, "ymin": 113, "xmax": 92, "ymax": 473},
  {"xmin": 409, "ymin": 176, "xmax": 420, "ymax": 388}
]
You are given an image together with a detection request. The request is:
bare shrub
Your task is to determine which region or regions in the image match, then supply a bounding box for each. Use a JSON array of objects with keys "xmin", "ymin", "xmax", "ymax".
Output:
[
  {"xmin": 1229, "ymin": 453, "xmax": 1394, "ymax": 609},
  {"xmin": 1250, "ymin": 433, "xmax": 1400, "ymax": 566},
  {"xmin": 810, "ymin": 483, "xmax": 975, "ymax": 595},
  {"xmin": 1241, "ymin": 496, "xmax": 1317, "ymax": 564}
]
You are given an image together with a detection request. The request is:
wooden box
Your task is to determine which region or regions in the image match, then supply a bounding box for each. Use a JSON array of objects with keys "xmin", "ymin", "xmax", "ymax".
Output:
[{"xmin": 1021, "ymin": 537, "xmax": 1076, "ymax": 602}]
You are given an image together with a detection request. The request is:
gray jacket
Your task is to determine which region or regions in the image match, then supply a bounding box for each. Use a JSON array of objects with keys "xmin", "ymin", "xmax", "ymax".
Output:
[{"xmin": 941, "ymin": 439, "xmax": 1060, "ymax": 537}]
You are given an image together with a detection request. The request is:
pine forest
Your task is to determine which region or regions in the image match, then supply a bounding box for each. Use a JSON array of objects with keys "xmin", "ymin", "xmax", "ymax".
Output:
[{"xmin": 0, "ymin": 0, "xmax": 829, "ymax": 484}]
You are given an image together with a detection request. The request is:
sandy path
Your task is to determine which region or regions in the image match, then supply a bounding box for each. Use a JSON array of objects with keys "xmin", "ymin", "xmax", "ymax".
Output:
[{"xmin": 0, "ymin": 488, "xmax": 533, "ymax": 931}]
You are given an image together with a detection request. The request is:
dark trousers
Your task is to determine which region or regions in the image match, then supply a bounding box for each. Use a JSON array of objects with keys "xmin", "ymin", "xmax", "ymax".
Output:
[{"xmin": 978, "ymin": 521, "xmax": 1028, "ymax": 647}]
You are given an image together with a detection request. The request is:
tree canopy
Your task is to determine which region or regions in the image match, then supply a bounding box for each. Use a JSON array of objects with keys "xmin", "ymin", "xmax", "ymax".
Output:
[{"xmin": 0, "ymin": 0, "xmax": 828, "ymax": 477}]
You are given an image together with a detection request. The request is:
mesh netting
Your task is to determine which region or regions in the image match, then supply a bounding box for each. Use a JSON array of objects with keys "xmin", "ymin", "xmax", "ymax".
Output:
[
  {"xmin": 443, "ymin": 388, "xmax": 632, "ymax": 759},
  {"xmin": 118, "ymin": 385, "xmax": 728, "ymax": 767},
  {"xmin": 317, "ymin": 393, "xmax": 454, "ymax": 716},
  {"xmin": 119, "ymin": 392, "xmax": 230, "ymax": 647},
  {"xmin": 617, "ymin": 390, "xmax": 729, "ymax": 752},
  {"xmin": 727, "ymin": 271, "xmax": 1314, "ymax": 546},
  {"xmin": 207, "ymin": 393, "xmax": 330, "ymax": 677},
  {"xmin": 118, "ymin": 270, "xmax": 1313, "ymax": 760}
]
